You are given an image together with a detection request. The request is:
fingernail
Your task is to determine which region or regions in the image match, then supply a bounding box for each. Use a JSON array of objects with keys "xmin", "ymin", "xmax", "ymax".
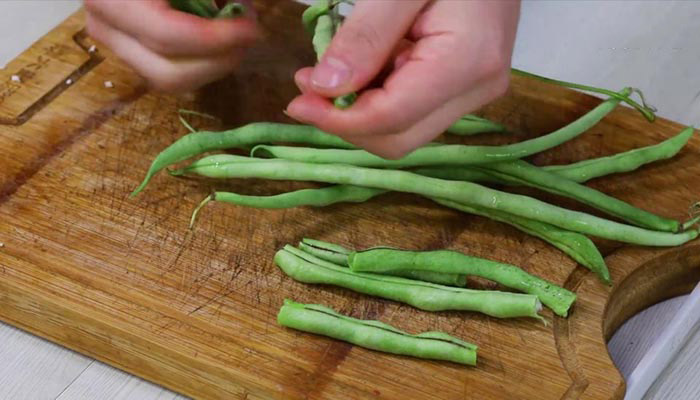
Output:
[{"xmin": 311, "ymin": 57, "xmax": 352, "ymax": 89}]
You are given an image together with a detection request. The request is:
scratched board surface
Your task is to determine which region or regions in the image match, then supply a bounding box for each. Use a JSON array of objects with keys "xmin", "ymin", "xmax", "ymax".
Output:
[{"xmin": 1, "ymin": 2, "xmax": 700, "ymax": 400}]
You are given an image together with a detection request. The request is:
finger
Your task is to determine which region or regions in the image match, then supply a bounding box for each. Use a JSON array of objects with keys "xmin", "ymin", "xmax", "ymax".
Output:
[
  {"xmin": 84, "ymin": 0, "xmax": 259, "ymax": 57},
  {"xmin": 341, "ymin": 95, "xmax": 471, "ymax": 159},
  {"xmin": 289, "ymin": 29, "xmax": 511, "ymax": 137},
  {"xmin": 87, "ymin": 14, "xmax": 244, "ymax": 92},
  {"xmin": 293, "ymin": 67, "xmax": 314, "ymax": 94},
  {"xmin": 308, "ymin": 0, "xmax": 427, "ymax": 97}
]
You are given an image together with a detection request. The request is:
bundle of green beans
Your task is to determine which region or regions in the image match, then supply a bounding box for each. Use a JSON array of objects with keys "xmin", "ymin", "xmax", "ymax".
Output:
[{"xmin": 168, "ymin": 0, "xmax": 246, "ymax": 18}]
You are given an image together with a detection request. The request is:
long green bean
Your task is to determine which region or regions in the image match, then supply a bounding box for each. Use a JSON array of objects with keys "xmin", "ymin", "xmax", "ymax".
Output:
[
  {"xmin": 298, "ymin": 238, "xmax": 467, "ymax": 286},
  {"xmin": 131, "ymin": 123, "xmax": 355, "ymax": 196},
  {"xmin": 173, "ymin": 155, "xmax": 699, "ymax": 246},
  {"xmin": 278, "ymin": 299, "xmax": 478, "ymax": 365},
  {"xmin": 414, "ymin": 127, "xmax": 694, "ymax": 185},
  {"xmin": 252, "ymin": 89, "xmax": 631, "ymax": 167},
  {"xmin": 275, "ymin": 245, "xmax": 544, "ymax": 320},
  {"xmin": 348, "ymin": 248, "xmax": 576, "ymax": 317},
  {"xmin": 473, "ymin": 160, "xmax": 679, "ymax": 232}
]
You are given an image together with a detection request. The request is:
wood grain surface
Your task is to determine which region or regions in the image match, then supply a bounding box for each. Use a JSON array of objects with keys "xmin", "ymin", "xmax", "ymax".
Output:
[{"xmin": 0, "ymin": 2, "xmax": 698, "ymax": 399}]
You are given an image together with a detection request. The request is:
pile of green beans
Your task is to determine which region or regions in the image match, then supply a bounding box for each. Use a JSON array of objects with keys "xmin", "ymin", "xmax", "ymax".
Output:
[
  {"xmin": 173, "ymin": 155, "xmax": 698, "ymax": 246},
  {"xmin": 277, "ymin": 299, "xmax": 478, "ymax": 366},
  {"xmin": 168, "ymin": 0, "xmax": 245, "ymax": 18},
  {"xmin": 297, "ymin": 238, "xmax": 576, "ymax": 316}
]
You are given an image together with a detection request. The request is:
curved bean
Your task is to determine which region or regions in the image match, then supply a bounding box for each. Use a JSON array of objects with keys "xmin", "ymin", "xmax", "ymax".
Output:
[
  {"xmin": 251, "ymin": 89, "xmax": 631, "ymax": 167},
  {"xmin": 414, "ymin": 127, "xmax": 694, "ymax": 185},
  {"xmin": 275, "ymin": 245, "xmax": 544, "ymax": 320},
  {"xmin": 298, "ymin": 238, "xmax": 467, "ymax": 286},
  {"xmin": 131, "ymin": 122, "xmax": 355, "ymax": 196},
  {"xmin": 277, "ymin": 299, "xmax": 478, "ymax": 365},
  {"xmin": 544, "ymin": 126, "xmax": 694, "ymax": 181},
  {"xmin": 348, "ymin": 248, "xmax": 576, "ymax": 317},
  {"xmin": 432, "ymin": 198, "xmax": 610, "ymax": 284},
  {"xmin": 174, "ymin": 155, "xmax": 699, "ymax": 246}
]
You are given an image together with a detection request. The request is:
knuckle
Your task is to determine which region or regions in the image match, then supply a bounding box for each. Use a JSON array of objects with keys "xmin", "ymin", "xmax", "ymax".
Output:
[{"xmin": 337, "ymin": 23, "xmax": 383, "ymax": 55}]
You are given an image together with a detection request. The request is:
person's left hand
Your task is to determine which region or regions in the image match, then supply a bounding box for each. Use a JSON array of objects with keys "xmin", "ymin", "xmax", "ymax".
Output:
[{"xmin": 286, "ymin": 0, "xmax": 521, "ymax": 159}]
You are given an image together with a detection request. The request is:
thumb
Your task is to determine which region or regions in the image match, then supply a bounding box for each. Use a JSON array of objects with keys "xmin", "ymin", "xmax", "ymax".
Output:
[{"xmin": 309, "ymin": 0, "xmax": 426, "ymax": 97}]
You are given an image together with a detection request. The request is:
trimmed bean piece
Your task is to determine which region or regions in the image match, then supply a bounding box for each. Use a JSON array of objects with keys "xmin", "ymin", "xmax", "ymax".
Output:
[
  {"xmin": 277, "ymin": 299, "xmax": 478, "ymax": 366},
  {"xmin": 348, "ymin": 248, "xmax": 576, "ymax": 317},
  {"xmin": 298, "ymin": 239, "xmax": 467, "ymax": 287}
]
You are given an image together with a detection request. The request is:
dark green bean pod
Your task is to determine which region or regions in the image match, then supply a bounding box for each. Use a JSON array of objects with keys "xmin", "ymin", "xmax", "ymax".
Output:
[{"xmin": 278, "ymin": 299, "xmax": 478, "ymax": 366}]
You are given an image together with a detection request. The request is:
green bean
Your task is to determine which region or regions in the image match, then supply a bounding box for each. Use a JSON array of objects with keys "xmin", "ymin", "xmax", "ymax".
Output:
[
  {"xmin": 302, "ymin": 0, "xmax": 331, "ymax": 32},
  {"xmin": 473, "ymin": 160, "xmax": 679, "ymax": 232},
  {"xmin": 173, "ymin": 155, "xmax": 699, "ymax": 246},
  {"xmin": 251, "ymin": 89, "xmax": 631, "ymax": 167},
  {"xmin": 130, "ymin": 122, "xmax": 355, "ymax": 197},
  {"xmin": 544, "ymin": 126, "xmax": 695, "ymax": 182},
  {"xmin": 299, "ymin": 238, "xmax": 353, "ymax": 266},
  {"xmin": 186, "ymin": 182, "xmax": 609, "ymax": 283},
  {"xmin": 306, "ymin": 0, "xmax": 358, "ymax": 109},
  {"xmin": 189, "ymin": 185, "xmax": 378, "ymax": 228},
  {"xmin": 432, "ymin": 198, "xmax": 610, "ymax": 284},
  {"xmin": 348, "ymin": 248, "xmax": 576, "ymax": 317},
  {"xmin": 275, "ymin": 245, "xmax": 544, "ymax": 320},
  {"xmin": 298, "ymin": 239, "xmax": 468, "ymax": 286},
  {"xmin": 447, "ymin": 115, "xmax": 508, "ymax": 136},
  {"xmin": 278, "ymin": 299, "xmax": 478, "ymax": 365},
  {"xmin": 414, "ymin": 127, "xmax": 695, "ymax": 185},
  {"xmin": 312, "ymin": 13, "xmax": 333, "ymax": 61},
  {"xmin": 215, "ymin": 2, "xmax": 246, "ymax": 18}
]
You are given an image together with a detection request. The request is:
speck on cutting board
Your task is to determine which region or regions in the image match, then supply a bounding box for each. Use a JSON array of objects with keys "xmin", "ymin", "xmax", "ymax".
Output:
[
  {"xmin": 104, "ymin": 80, "xmax": 114, "ymax": 88},
  {"xmin": 11, "ymin": 75, "xmax": 20, "ymax": 83}
]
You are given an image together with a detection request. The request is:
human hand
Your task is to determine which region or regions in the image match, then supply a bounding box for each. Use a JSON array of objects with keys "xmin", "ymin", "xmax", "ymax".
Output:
[
  {"xmin": 287, "ymin": 0, "xmax": 521, "ymax": 158},
  {"xmin": 84, "ymin": 0, "xmax": 260, "ymax": 92}
]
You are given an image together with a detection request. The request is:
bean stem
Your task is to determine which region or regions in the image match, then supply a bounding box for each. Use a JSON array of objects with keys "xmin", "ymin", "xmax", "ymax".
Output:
[{"xmin": 511, "ymin": 68, "xmax": 656, "ymax": 122}]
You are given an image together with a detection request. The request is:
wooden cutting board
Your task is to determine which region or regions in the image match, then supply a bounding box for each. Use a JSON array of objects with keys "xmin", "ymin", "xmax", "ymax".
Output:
[{"xmin": 1, "ymin": 2, "xmax": 698, "ymax": 399}]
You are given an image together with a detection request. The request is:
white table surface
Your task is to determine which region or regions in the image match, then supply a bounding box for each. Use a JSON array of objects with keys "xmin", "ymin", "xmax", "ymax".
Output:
[{"xmin": 1, "ymin": 1, "xmax": 699, "ymax": 399}]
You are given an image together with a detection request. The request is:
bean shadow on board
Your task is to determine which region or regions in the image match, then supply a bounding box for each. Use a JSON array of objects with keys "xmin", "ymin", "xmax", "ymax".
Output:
[{"xmin": 197, "ymin": 1, "xmax": 316, "ymax": 126}]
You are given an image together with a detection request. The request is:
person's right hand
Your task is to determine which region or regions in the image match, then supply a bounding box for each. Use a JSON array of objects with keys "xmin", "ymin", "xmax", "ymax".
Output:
[{"xmin": 84, "ymin": 0, "xmax": 260, "ymax": 92}]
